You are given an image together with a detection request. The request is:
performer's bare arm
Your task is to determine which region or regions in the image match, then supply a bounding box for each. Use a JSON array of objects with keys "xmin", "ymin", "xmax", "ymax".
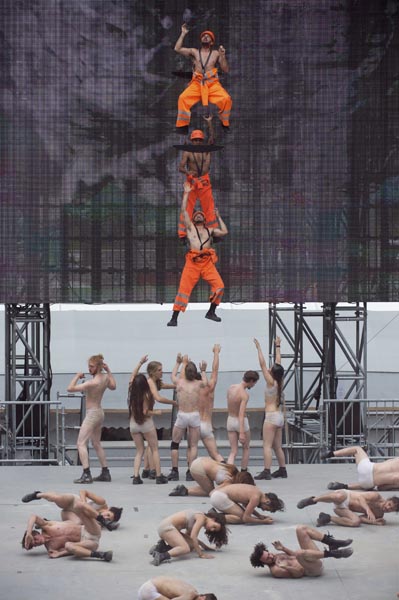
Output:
[
  {"xmin": 238, "ymin": 396, "xmax": 249, "ymax": 445},
  {"xmin": 24, "ymin": 514, "xmax": 48, "ymax": 549},
  {"xmin": 171, "ymin": 353, "xmax": 183, "ymax": 384},
  {"xmin": 67, "ymin": 372, "xmax": 87, "ymax": 393},
  {"xmin": 212, "ymin": 209, "xmax": 228, "ymax": 237},
  {"xmin": 253, "ymin": 338, "xmax": 274, "ymax": 385},
  {"xmin": 129, "ymin": 355, "xmax": 148, "ymax": 384},
  {"xmin": 274, "ymin": 337, "xmax": 282, "ymax": 365},
  {"xmin": 181, "ymin": 182, "xmax": 194, "ymax": 230},
  {"xmin": 79, "ymin": 489, "xmax": 107, "ymax": 507},
  {"xmin": 174, "ymin": 23, "xmax": 194, "ymax": 57},
  {"xmin": 189, "ymin": 515, "xmax": 214, "ymax": 559},
  {"xmin": 243, "ymin": 492, "xmax": 270, "ymax": 523},
  {"xmin": 272, "ymin": 540, "xmax": 296, "ymax": 556},
  {"xmin": 208, "ymin": 344, "xmax": 221, "ymax": 391},
  {"xmin": 199, "ymin": 361, "xmax": 209, "ymax": 386},
  {"xmin": 148, "ymin": 377, "xmax": 177, "ymax": 407},
  {"xmin": 217, "ymin": 45, "xmax": 229, "ymax": 73},
  {"xmin": 48, "ymin": 548, "xmax": 71, "ymax": 558},
  {"xmin": 204, "ymin": 114, "xmax": 215, "ymax": 144},
  {"xmin": 358, "ymin": 493, "xmax": 378, "ymax": 522},
  {"xmin": 103, "ymin": 362, "xmax": 116, "ymax": 390}
]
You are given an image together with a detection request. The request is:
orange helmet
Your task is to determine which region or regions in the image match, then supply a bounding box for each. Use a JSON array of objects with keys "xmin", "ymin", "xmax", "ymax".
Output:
[
  {"xmin": 192, "ymin": 210, "xmax": 206, "ymax": 223},
  {"xmin": 190, "ymin": 129, "xmax": 205, "ymax": 141},
  {"xmin": 200, "ymin": 30, "xmax": 215, "ymax": 44}
]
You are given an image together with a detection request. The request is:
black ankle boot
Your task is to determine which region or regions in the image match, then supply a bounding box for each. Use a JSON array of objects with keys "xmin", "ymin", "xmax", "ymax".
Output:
[
  {"xmin": 271, "ymin": 467, "xmax": 287, "ymax": 478},
  {"xmin": 167, "ymin": 311, "xmax": 179, "ymax": 327},
  {"xmin": 93, "ymin": 467, "xmax": 111, "ymax": 482},
  {"xmin": 91, "ymin": 550, "xmax": 113, "ymax": 561},
  {"xmin": 205, "ymin": 302, "xmax": 221, "ymax": 322},
  {"xmin": 74, "ymin": 469, "xmax": 93, "ymax": 484},
  {"xmin": 254, "ymin": 469, "xmax": 272, "ymax": 480},
  {"xmin": 167, "ymin": 468, "xmax": 179, "ymax": 481},
  {"xmin": 321, "ymin": 533, "xmax": 353, "ymax": 549},
  {"xmin": 324, "ymin": 547, "xmax": 353, "ymax": 559}
]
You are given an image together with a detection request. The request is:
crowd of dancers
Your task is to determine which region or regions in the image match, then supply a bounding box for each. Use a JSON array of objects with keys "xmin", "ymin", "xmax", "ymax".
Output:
[{"xmin": 20, "ymin": 339, "xmax": 399, "ymax": 597}]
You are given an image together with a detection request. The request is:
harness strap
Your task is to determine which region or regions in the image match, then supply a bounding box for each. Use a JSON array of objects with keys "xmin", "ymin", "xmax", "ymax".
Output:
[{"xmin": 199, "ymin": 48, "xmax": 212, "ymax": 74}]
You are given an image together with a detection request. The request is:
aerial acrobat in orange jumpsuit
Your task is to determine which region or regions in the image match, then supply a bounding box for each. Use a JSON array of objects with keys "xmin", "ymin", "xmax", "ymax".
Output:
[
  {"xmin": 174, "ymin": 25, "xmax": 232, "ymax": 132},
  {"xmin": 178, "ymin": 115, "xmax": 218, "ymax": 239},
  {"xmin": 167, "ymin": 182, "xmax": 228, "ymax": 327}
]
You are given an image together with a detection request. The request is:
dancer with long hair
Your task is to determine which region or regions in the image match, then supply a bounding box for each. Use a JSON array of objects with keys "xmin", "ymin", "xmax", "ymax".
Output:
[
  {"xmin": 128, "ymin": 356, "xmax": 169, "ymax": 485},
  {"xmin": 254, "ymin": 337, "xmax": 287, "ymax": 480},
  {"xmin": 149, "ymin": 509, "xmax": 228, "ymax": 566}
]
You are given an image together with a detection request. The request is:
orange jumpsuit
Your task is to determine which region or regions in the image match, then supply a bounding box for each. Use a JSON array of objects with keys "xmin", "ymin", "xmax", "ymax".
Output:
[
  {"xmin": 173, "ymin": 248, "xmax": 224, "ymax": 312},
  {"xmin": 176, "ymin": 68, "xmax": 232, "ymax": 128},
  {"xmin": 178, "ymin": 173, "xmax": 218, "ymax": 238}
]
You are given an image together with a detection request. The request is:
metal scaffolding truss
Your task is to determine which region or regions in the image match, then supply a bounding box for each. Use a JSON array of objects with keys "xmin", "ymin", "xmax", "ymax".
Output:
[
  {"xmin": 269, "ymin": 303, "xmax": 367, "ymax": 405},
  {"xmin": 3, "ymin": 304, "xmax": 52, "ymax": 462},
  {"xmin": 269, "ymin": 303, "xmax": 367, "ymax": 460}
]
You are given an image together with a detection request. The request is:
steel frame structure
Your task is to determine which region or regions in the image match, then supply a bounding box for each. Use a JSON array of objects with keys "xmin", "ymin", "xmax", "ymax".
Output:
[
  {"xmin": 4, "ymin": 304, "xmax": 52, "ymax": 462},
  {"xmin": 269, "ymin": 302, "xmax": 367, "ymax": 460}
]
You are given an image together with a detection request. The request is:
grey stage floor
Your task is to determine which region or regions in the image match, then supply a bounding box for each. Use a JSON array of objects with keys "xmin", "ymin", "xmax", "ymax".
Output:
[{"xmin": 1, "ymin": 462, "xmax": 398, "ymax": 600}]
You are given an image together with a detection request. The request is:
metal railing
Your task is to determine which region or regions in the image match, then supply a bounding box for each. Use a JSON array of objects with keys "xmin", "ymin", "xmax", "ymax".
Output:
[
  {"xmin": 2, "ymin": 398, "xmax": 399, "ymax": 465},
  {"xmin": 0, "ymin": 400, "xmax": 62, "ymax": 464},
  {"xmin": 321, "ymin": 398, "xmax": 399, "ymax": 459}
]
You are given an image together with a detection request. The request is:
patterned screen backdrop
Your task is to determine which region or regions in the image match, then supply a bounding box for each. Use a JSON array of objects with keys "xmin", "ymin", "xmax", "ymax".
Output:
[{"xmin": 0, "ymin": 0, "xmax": 398, "ymax": 303}]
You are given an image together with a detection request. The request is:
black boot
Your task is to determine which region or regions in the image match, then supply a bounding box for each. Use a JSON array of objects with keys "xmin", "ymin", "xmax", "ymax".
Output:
[
  {"xmin": 320, "ymin": 448, "xmax": 335, "ymax": 460},
  {"xmin": 74, "ymin": 468, "xmax": 93, "ymax": 484},
  {"xmin": 324, "ymin": 547, "xmax": 353, "ymax": 559},
  {"xmin": 271, "ymin": 467, "xmax": 287, "ymax": 478},
  {"xmin": 149, "ymin": 539, "xmax": 173, "ymax": 556},
  {"xmin": 327, "ymin": 481, "xmax": 348, "ymax": 490},
  {"xmin": 169, "ymin": 484, "xmax": 188, "ymax": 497},
  {"xmin": 167, "ymin": 311, "xmax": 179, "ymax": 327},
  {"xmin": 93, "ymin": 467, "xmax": 111, "ymax": 482},
  {"xmin": 156, "ymin": 474, "xmax": 168, "ymax": 484},
  {"xmin": 297, "ymin": 496, "xmax": 317, "ymax": 509},
  {"xmin": 317, "ymin": 512, "xmax": 331, "ymax": 527},
  {"xmin": 22, "ymin": 491, "xmax": 41, "ymax": 503},
  {"xmin": 176, "ymin": 125, "xmax": 189, "ymax": 136},
  {"xmin": 91, "ymin": 550, "xmax": 113, "ymax": 562},
  {"xmin": 152, "ymin": 550, "xmax": 171, "ymax": 566},
  {"xmin": 205, "ymin": 302, "xmax": 221, "ymax": 322},
  {"xmin": 254, "ymin": 469, "xmax": 271, "ymax": 480},
  {"xmin": 321, "ymin": 533, "xmax": 353, "ymax": 549},
  {"xmin": 167, "ymin": 468, "xmax": 179, "ymax": 481}
]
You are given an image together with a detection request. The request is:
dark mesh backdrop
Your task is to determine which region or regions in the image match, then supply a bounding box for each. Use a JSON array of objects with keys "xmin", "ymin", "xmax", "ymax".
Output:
[{"xmin": 0, "ymin": 0, "xmax": 398, "ymax": 303}]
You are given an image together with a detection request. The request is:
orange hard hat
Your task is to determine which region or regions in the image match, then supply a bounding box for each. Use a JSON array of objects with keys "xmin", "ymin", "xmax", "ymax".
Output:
[
  {"xmin": 192, "ymin": 210, "xmax": 206, "ymax": 222},
  {"xmin": 190, "ymin": 130, "xmax": 205, "ymax": 140},
  {"xmin": 200, "ymin": 30, "xmax": 215, "ymax": 44}
]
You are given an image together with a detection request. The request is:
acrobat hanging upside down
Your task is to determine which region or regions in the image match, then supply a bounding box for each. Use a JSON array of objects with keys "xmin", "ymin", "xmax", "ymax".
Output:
[
  {"xmin": 177, "ymin": 115, "xmax": 218, "ymax": 239},
  {"xmin": 174, "ymin": 24, "xmax": 232, "ymax": 133},
  {"xmin": 167, "ymin": 181, "xmax": 228, "ymax": 327}
]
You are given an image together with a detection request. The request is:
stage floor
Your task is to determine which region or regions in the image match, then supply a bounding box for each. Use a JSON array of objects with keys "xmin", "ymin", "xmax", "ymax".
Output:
[{"xmin": 1, "ymin": 462, "xmax": 397, "ymax": 600}]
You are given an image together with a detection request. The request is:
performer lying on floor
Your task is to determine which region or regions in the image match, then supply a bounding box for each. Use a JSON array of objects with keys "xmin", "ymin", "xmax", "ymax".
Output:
[
  {"xmin": 250, "ymin": 525, "xmax": 353, "ymax": 578},
  {"xmin": 323, "ymin": 445, "xmax": 399, "ymax": 491},
  {"xmin": 21, "ymin": 491, "xmax": 113, "ymax": 561},
  {"xmin": 297, "ymin": 489, "xmax": 399, "ymax": 527}
]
